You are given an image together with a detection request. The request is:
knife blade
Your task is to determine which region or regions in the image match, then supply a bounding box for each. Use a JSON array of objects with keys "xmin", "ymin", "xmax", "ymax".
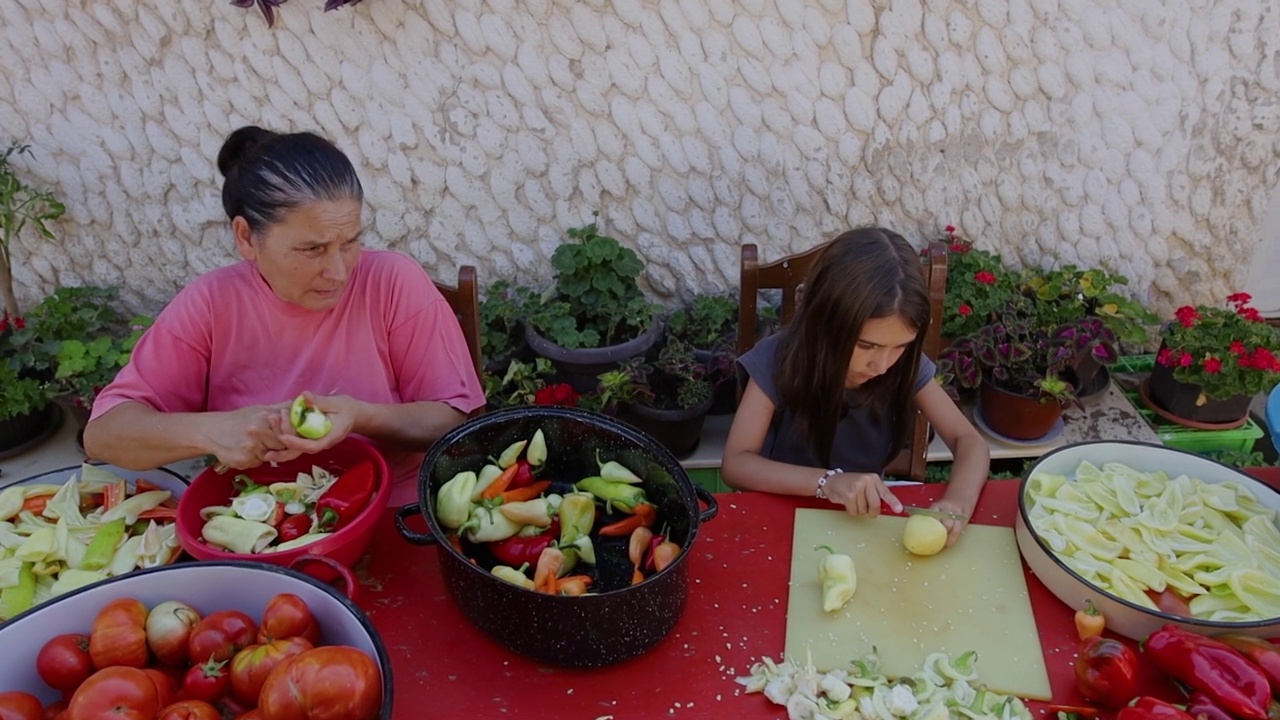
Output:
[{"xmin": 880, "ymin": 500, "xmax": 969, "ymax": 522}]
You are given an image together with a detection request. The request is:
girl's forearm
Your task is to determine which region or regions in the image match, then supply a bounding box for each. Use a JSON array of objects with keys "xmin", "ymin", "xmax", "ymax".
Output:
[
  {"xmin": 721, "ymin": 451, "xmax": 827, "ymax": 496},
  {"xmin": 941, "ymin": 433, "xmax": 990, "ymax": 512}
]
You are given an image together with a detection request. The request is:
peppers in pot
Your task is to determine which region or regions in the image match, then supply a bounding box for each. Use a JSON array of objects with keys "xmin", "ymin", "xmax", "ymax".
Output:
[
  {"xmin": 1117, "ymin": 697, "xmax": 1195, "ymax": 720},
  {"xmin": 1214, "ymin": 634, "xmax": 1280, "ymax": 696},
  {"xmin": 1074, "ymin": 635, "xmax": 1137, "ymax": 709},
  {"xmin": 435, "ymin": 471, "xmax": 477, "ymax": 530},
  {"xmin": 316, "ymin": 461, "xmax": 376, "ymax": 531},
  {"xmin": 490, "ymin": 521, "xmax": 559, "ymax": 567},
  {"xmin": 1144, "ymin": 624, "xmax": 1272, "ymax": 720}
]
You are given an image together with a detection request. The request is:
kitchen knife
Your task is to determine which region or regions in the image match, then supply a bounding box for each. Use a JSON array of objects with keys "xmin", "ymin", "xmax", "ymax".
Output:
[{"xmin": 880, "ymin": 500, "xmax": 969, "ymax": 522}]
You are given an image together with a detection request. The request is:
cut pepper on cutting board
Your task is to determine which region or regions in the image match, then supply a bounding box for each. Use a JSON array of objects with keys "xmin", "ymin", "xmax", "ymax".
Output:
[{"xmin": 783, "ymin": 508, "xmax": 1052, "ymax": 700}]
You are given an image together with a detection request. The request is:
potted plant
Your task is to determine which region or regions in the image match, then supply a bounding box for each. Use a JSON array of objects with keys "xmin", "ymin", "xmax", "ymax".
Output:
[
  {"xmin": 478, "ymin": 280, "xmax": 540, "ymax": 375},
  {"xmin": 937, "ymin": 226, "xmax": 1019, "ymax": 342},
  {"xmin": 482, "ymin": 358, "xmax": 558, "ymax": 410},
  {"xmin": 616, "ymin": 338, "xmax": 714, "ymax": 458},
  {"xmin": 1018, "ymin": 262, "xmax": 1157, "ymax": 348},
  {"xmin": 1049, "ymin": 316, "xmax": 1119, "ymax": 398},
  {"xmin": 0, "ymin": 141, "xmax": 65, "ymax": 317},
  {"xmin": 0, "ymin": 312, "xmax": 56, "ymax": 456},
  {"xmin": 667, "ymin": 293, "xmax": 738, "ymax": 414},
  {"xmin": 522, "ymin": 213, "xmax": 663, "ymax": 392},
  {"xmin": 1145, "ymin": 293, "xmax": 1280, "ymax": 428},
  {"xmin": 937, "ymin": 300, "xmax": 1094, "ymax": 441}
]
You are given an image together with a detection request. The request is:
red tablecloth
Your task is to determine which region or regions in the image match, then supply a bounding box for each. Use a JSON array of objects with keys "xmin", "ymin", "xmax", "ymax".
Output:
[{"xmin": 357, "ymin": 469, "xmax": 1280, "ymax": 720}]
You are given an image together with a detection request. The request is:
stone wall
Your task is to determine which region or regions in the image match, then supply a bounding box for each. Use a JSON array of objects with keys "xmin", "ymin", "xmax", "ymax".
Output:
[{"xmin": 1, "ymin": 0, "xmax": 1277, "ymax": 317}]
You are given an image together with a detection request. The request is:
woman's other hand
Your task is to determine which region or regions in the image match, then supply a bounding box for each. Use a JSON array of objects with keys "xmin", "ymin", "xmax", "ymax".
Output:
[
  {"xmin": 266, "ymin": 392, "xmax": 357, "ymax": 462},
  {"xmin": 206, "ymin": 403, "xmax": 293, "ymax": 469},
  {"xmin": 822, "ymin": 471, "xmax": 902, "ymax": 518}
]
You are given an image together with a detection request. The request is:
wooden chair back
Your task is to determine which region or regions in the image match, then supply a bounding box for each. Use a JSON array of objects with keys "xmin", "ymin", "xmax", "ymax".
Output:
[
  {"xmin": 737, "ymin": 241, "xmax": 949, "ymax": 481},
  {"xmin": 433, "ymin": 265, "xmax": 484, "ymax": 381}
]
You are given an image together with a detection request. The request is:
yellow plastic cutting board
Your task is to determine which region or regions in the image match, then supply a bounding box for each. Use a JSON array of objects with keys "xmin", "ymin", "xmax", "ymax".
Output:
[{"xmin": 785, "ymin": 509, "xmax": 1052, "ymax": 700}]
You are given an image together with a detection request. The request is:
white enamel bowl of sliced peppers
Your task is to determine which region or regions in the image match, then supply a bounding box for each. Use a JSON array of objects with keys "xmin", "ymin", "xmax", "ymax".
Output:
[
  {"xmin": 176, "ymin": 436, "xmax": 390, "ymax": 569},
  {"xmin": 1016, "ymin": 440, "xmax": 1280, "ymax": 641},
  {"xmin": 0, "ymin": 463, "xmax": 189, "ymax": 622},
  {"xmin": 397, "ymin": 405, "xmax": 719, "ymax": 668}
]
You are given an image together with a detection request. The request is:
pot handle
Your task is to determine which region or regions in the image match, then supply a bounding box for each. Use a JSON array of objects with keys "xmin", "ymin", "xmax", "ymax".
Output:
[
  {"xmin": 693, "ymin": 485, "xmax": 718, "ymax": 523},
  {"xmin": 289, "ymin": 554, "xmax": 360, "ymax": 604},
  {"xmin": 394, "ymin": 503, "xmax": 438, "ymax": 546}
]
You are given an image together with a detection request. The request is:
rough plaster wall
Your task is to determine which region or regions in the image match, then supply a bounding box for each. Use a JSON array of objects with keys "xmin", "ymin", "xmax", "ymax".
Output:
[{"xmin": 0, "ymin": 0, "xmax": 1277, "ymax": 318}]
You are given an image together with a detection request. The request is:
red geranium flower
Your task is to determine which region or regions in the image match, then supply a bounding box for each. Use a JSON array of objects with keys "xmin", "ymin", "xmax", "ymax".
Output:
[
  {"xmin": 1160, "ymin": 293, "xmax": 1280, "ymax": 400},
  {"xmin": 534, "ymin": 383, "xmax": 580, "ymax": 407},
  {"xmin": 974, "ymin": 271, "xmax": 996, "ymax": 286},
  {"xmin": 1203, "ymin": 356, "xmax": 1222, "ymax": 374},
  {"xmin": 1157, "ymin": 347, "xmax": 1174, "ymax": 366},
  {"xmin": 1174, "ymin": 306, "xmax": 1199, "ymax": 328},
  {"xmin": 1227, "ymin": 292, "xmax": 1252, "ymax": 306},
  {"xmin": 958, "ymin": 304, "xmax": 972, "ymax": 316},
  {"xmin": 1178, "ymin": 352, "xmax": 1193, "ymax": 367},
  {"xmin": 1238, "ymin": 306, "xmax": 1263, "ymax": 322},
  {"xmin": 1229, "ymin": 340, "xmax": 1247, "ymax": 356},
  {"xmin": 949, "ymin": 242, "xmax": 969, "ymax": 255}
]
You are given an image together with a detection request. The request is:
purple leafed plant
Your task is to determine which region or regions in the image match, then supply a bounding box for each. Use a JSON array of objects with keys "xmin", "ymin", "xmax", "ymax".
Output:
[{"xmin": 231, "ymin": 0, "xmax": 363, "ymax": 27}]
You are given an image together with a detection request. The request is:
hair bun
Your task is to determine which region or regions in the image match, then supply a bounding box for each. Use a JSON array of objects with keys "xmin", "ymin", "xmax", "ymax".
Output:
[{"xmin": 216, "ymin": 126, "xmax": 276, "ymax": 177}]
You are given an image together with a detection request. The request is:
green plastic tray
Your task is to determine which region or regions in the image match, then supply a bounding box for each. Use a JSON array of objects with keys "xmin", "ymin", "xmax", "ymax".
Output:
[{"xmin": 1113, "ymin": 355, "xmax": 1263, "ymax": 455}]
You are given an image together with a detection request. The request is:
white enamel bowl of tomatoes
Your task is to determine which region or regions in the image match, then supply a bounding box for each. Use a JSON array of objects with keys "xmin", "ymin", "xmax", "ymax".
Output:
[
  {"xmin": 176, "ymin": 437, "xmax": 390, "ymax": 569},
  {"xmin": 0, "ymin": 561, "xmax": 392, "ymax": 715},
  {"xmin": 1016, "ymin": 440, "xmax": 1280, "ymax": 641}
]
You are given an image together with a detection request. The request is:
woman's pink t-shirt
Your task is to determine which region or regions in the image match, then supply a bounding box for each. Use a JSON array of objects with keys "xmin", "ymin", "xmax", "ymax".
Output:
[{"xmin": 91, "ymin": 250, "xmax": 485, "ymax": 506}]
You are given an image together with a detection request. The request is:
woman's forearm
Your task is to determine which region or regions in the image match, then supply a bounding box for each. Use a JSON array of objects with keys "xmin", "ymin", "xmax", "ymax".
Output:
[
  {"xmin": 351, "ymin": 399, "xmax": 470, "ymax": 450},
  {"xmin": 83, "ymin": 402, "xmax": 215, "ymax": 470}
]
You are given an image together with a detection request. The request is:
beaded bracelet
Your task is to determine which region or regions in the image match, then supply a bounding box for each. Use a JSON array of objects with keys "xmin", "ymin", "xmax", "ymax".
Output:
[{"xmin": 815, "ymin": 468, "xmax": 843, "ymax": 500}]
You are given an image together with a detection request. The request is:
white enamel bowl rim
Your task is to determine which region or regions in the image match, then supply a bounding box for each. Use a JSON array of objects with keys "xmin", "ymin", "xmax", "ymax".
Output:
[
  {"xmin": 0, "ymin": 462, "xmax": 190, "ymax": 493},
  {"xmin": 1016, "ymin": 440, "xmax": 1280, "ymax": 639}
]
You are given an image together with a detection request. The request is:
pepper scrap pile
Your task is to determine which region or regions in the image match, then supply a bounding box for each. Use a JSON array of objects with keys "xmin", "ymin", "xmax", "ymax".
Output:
[
  {"xmin": 0, "ymin": 465, "xmax": 180, "ymax": 620},
  {"xmin": 736, "ymin": 648, "xmax": 1033, "ymax": 720},
  {"xmin": 434, "ymin": 428, "xmax": 682, "ymax": 596},
  {"xmin": 197, "ymin": 461, "xmax": 376, "ymax": 554}
]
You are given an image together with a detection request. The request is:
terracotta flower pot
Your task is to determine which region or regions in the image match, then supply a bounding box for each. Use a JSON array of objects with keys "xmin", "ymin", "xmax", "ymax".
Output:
[{"xmin": 978, "ymin": 381, "xmax": 1064, "ymax": 441}]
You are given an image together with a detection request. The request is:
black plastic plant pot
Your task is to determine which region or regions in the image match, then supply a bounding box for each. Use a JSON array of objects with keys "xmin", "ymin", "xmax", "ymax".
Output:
[
  {"xmin": 396, "ymin": 406, "xmax": 718, "ymax": 668},
  {"xmin": 524, "ymin": 318, "xmax": 665, "ymax": 394},
  {"xmin": 622, "ymin": 398, "xmax": 714, "ymax": 459}
]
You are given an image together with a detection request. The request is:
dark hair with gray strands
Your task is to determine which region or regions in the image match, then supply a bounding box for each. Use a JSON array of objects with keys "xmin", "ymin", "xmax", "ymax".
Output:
[{"xmin": 216, "ymin": 126, "xmax": 363, "ymax": 233}]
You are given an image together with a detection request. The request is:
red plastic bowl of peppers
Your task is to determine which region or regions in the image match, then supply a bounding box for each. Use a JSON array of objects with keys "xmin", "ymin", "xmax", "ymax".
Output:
[{"xmin": 175, "ymin": 436, "xmax": 391, "ymax": 569}]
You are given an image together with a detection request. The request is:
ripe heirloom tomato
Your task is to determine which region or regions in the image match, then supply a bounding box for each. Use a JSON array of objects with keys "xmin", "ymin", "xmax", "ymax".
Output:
[
  {"xmin": 89, "ymin": 599, "xmax": 149, "ymax": 669},
  {"xmin": 182, "ymin": 658, "xmax": 229, "ymax": 703},
  {"xmin": 42, "ymin": 699, "xmax": 68, "ymax": 720},
  {"xmin": 146, "ymin": 600, "xmax": 202, "ymax": 666},
  {"xmin": 143, "ymin": 668, "xmax": 178, "ymax": 708},
  {"xmin": 0, "ymin": 691, "xmax": 43, "ymax": 720},
  {"xmin": 156, "ymin": 700, "xmax": 222, "ymax": 720},
  {"xmin": 188, "ymin": 610, "xmax": 257, "ymax": 664},
  {"xmin": 66, "ymin": 667, "xmax": 160, "ymax": 720},
  {"xmin": 230, "ymin": 637, "xmax": 314, "ymax": 705},
  {"xmin": 234, "ymin": 712, "xmax": 263, "ymax": 720},
  {"xmin": 257, "ymin": 646, "xmax": 381, "ymax": 720},
  {"xmin": 36, "ymin": 634, "xmax": 94, "ymax": 694},
  {"xmin": 257, "ymin": 594, "xmax": 319, "ymax": 645}
]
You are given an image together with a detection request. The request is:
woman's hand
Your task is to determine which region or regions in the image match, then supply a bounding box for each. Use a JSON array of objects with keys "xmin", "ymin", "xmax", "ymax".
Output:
[
  {"xmin": 265, "ymin": 392, "xmax": 358, "ymax": 463},
  {"xmin": 205, "ymin": 404, "xmax": 293, "ymax": 469},
  {"xmin": 821, "ymin": 472, "xmax": 903, "ymax": 518}
]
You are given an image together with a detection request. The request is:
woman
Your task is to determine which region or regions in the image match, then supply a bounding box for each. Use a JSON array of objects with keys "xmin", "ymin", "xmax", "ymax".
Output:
[
  {"xmin": 721, "ymin": 228, "xmax": 989, "ymax": 548},
  {"xmin": 84, "ymin": 126, "xmax": 485, "ymax": 506}
]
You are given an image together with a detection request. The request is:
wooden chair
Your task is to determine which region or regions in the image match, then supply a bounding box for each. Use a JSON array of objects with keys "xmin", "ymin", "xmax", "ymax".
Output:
[
  {"xmin": 433, "ymin": 265, "xmax": 484, "ymax": 381},
  {"xmin": 737, "ymin": 241, "xmax": 949, "ymax": 482}
]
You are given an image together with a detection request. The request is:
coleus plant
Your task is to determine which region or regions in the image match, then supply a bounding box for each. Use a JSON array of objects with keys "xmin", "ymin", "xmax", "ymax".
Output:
[{"xmin": 231, "ymin": 0, "xmax": 363, "ymax": 27}]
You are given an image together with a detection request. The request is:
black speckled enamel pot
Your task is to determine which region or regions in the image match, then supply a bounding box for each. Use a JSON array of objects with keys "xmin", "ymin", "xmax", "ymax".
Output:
[{"xmin": 395, "ymin": 406, "xmax": 718, "ymax": 667}]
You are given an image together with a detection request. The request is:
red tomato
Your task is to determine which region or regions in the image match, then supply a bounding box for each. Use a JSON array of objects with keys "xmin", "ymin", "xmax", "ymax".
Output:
[
  {"xmin": 257, "ymin": 594, "xmax": 319, "ymax": 645},
  {"xmin": 182, "ymin": 658, "xmax": 229, "ymax": 703},
  {"xmin": 156, "ymin": 700, "xmax": 222, "ymax": 720},
  {"xmin": 257, "ymin": 646, "xmax": 381, "ymax": 720},
  {"xmin": 234, "ymin": 713, "xmax": 263, "ymax": 720},
  {"xmin": 188, "ymin": 610, "xmax": 257, "ymax": 664},
  {"xmin": 36, "ymin": 634, "xmax": 94, "ymax": 694},
  {"xmin": 66, "ymin": 667, "xmax": 160, "ymax": 720},
  {"xmin": 0, "ymin": 691, "xmax": 43, "ymax": 720},
  {"xmin": 89, "ymin": 599, "xmax": 150, "ymax": 669},
  {"xmin": 229, "ymin": 637, "xmax": 314, "ymax": 705},
  {"xmin": 1145, "ymin": 589, "xmax": 1193, "ymax": 617},
  {"xmin": 145, "ymin": 600, "xmax": 202, "ymax": 666},
  {"xmin": 42, "ymin": 700, "xmax": 67, "ymax": 720},
  {"xmin": 143, "ymin": 668, "xmax": 177, "ymax": 708}
]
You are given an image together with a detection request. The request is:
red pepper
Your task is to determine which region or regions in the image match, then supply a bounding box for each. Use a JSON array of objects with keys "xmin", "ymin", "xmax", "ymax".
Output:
[
  {"xmin": 1117, "ymin": 697, "xmax": 1196, "ymax": 720},
  {"xmin": 315, "ymin": 461, "xmax": 377, "ymax": 531},
  {"xmin": 489, "ymin": 520, "xmax": 559, "ymax": 568},
  {"xmin": 1075, "ymin": 635, "xmax": 1138, "ymax": 708},
  {"xmin": 277, "ymin": 514, "xmax": 312, "ymax": 543},
  {"xmin": 1186, "ymin": 692, "xmax": 1235, "ymax": 720},
  {"xmin": 1214, "ymin": 634, "xmax": 1280, "ymax": 696},
  {"xmin": 644, "ymin": 533, "xmax": 665, "ymax": 572},
  {"xmin": 1144, "ymin": 624, "xmax": 1272, "ymax": 720},
  {"xmin": 506, "ymin": 460, "xmax": 537, "ymax": 490}
]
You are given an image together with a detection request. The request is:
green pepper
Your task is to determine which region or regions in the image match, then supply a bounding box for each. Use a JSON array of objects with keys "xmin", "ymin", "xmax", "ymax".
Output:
[
  {"xmin": 497, "ymin": 440, "xmax": 527, "ymax": 468},
  {"xmin": 596, "ymin": 451, "xmax": 642, "ymax": 483},
  {"xmin": 436, "ymin": 471, "xmax": 477, "ymax": 530},
  {"xmin": 557, "ymin": 493, "xmax": 596, "ymax": 546},
  {"xmin": 491, "ymin": 564, "xmax": 535, "ymax": 590},
  {"xmin": 289, "ymin": 394, "xmax": 333, "ymax": 439},
  {"xmin": 817, "ymin": 544, "xmax": 857, "ymax": 613},
  {"xmin": 575, "ymin": 476, "xmax": 646, "ymax": 513},
  {"xmin": 0, "ymin": 561, "xmax": 35, "ymax": 620},
  {"xmin": 527, "ymin": 429, "xmax": 547, "ymax": 467},
  {"xmin": 81, "ymin": 518, "xmax": 128, "ymax": 571},
  {"xmin": 461, "ymin": 506, "xmax": 523, "ymax": 543}
]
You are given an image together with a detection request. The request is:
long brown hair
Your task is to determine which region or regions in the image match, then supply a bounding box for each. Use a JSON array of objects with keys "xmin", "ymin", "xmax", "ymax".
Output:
[{"xmin": 774, "ymin": 228, "xmax": 931, "ymax": 467}]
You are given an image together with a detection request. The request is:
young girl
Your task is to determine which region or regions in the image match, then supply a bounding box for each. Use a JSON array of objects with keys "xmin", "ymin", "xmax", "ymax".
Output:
[{"xmin": 721, "ymin": 227, "xmax": 989, "ymax": 548}]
